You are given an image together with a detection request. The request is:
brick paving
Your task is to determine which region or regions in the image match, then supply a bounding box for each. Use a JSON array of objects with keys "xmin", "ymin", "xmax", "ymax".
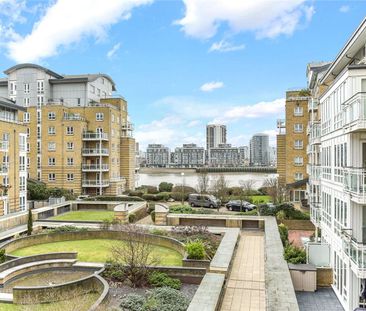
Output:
[
  {"xmin": 288, "ymin": 230, "xmax": 314, "ymax": 248},
  {"xmin": 220, "ymin": 231, "xmax": 266, "ymax": 311}
]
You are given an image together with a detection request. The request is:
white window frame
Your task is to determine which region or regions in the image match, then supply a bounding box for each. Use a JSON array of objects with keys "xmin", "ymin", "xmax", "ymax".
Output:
[
  {"xmin": 48, "ymin": 142, "xmax": 56, "ymax": 151},
  {"xmin": 48, "ymin": 157, "xmax": 56, "ymax": 166},
  {"xmin": 294, "ymin": 106, "xmax": 303, "ymax": 116},
  {"xmin": 67, "ymin": 173, "xmax": 74, "ymax": 181},
  {"xmin": 294, "ymin": 140, "xmax": 303, "ymax": 149},
  {"xmin": 48, "ymin": 126, "xmax": 56, "ymax": 135},
  {"xmin": 48, "ymin": 173, "xmax": 56, "ymax": 181},
  {"xmin": 96, "ymin": 113, "xmax": 104, "ymax": 121},
  {"xmin": 66, "ymin": 126, "xmax": 74, "ymax": 135},
  {"xmin": 66, "ymin": 142, "xmax": 74, "ymax": 150},
  {"xmin": 294, "ymin": 123, "xmax": 303, "ymax": 133},
  {"xmin": 24, "ymin": 83, "xmax": 30, "ymax": 94},
  {"xmin": 23, "ymin": 113, "xmax": 30, "ymax": 123},
  {"xmin": 48, "ymin": 112, "xmax": 56, "ymax": 120}
]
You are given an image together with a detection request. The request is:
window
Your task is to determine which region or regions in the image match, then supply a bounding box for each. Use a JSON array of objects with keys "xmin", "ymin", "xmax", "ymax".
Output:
[
  {"xmin": 48, "ymin": 142, "xmax": 56, "ymax": 151},
  {"xmin": 37, "ymin": 80, "xmax": 44, "ymax": 94},
  {"xmin": 97, "ymin": 88, "xmax": 101, "ymax": 96},
  {"xmin": 90, "ymin": 85, "xmax": 95, "ymax": 94},
  {"xmin": 19, "ymin": 135, "xmax": 26, "ymax": 152},
  {"xmin": 9, "ymin": 81, "xmax": 16, "ymax": 95},
  {"xmin": 294, "ymin": 123, "xmax": 303, "ymax": 133},
  {"xmin": 48, "ymin": 157, "xmax": 56, "ymax": 166},
  {"xmin": 24, "ymin": 98, "xmax": 30, "ymax": 107},
  {"xmin": 48, "ymin": 173, "xmax": 56, "ymax": 181},
  {"xmin": 19, "ymin": 156, "xmax": 26, "ymax": 171},
  {"xmin": 48, "ymin": 112, "xmax": 56, "ymax": 120},
  {"xmin": 23, "ymin": 113, "xmax": 30, "ymax": 123},
  {"xmin": 48, "ymin": 126, "xmax": 56, "ymax": 135},
  {"xmin": 77, "ymin": 98, "xmax": 81, "ymax": 106},
  {"xmin": 67, "ymin": 173, "xmax": 74, "ymax": 181},
  {"xmin": 37, "ymin": 95, "xmax": 44, "ymax": 107},
  {"xmin": 294, "ymin": 140, "xmax": 303, "ymax": 149},
  {"xmin": 294, "ymin": 172, "xmax": 303, "ymax": 181},
  {"xmin": 294, "ymin": 156, "xmax": 303, "ymax": 166},
  {"xmin": 19, "ymin": 195, "xmax": 26, "ymax": 211},
  {"xmin": 102, "ymin": 91, "xmax": 106, "ymax": 98},
  {"xmin": 96, "ymin": 113, "xmax": 104, "ymax": 121},
  {"xmin": 66, "ymin": 142, "xmax": 74, "ymax": 150},
  {"xmin": 24, "ymin": 83, "xmax": 30, "ymax": 94},
  {"xmin": 66, "ymin": 126, "xmax": 74, "ymax": 135},
  {"xmin": 294, "ymin": 106, "xmax": 303, "ymax": 116},
  {"xmin": 112, "ymin": 114, "xmax": 115, "ymax": 123},
  {"xmin": 67, "ymin": 158, "xmax": 74, "ymax": 166}
]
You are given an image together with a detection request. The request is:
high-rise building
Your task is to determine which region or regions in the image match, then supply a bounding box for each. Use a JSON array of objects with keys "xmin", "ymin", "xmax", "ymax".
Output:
[
  {"xmin": 307, "ymin": 18, "xmax": 366, "ymax": 310},
  {"xmin": 173, "ymin": 144, "xmax": 205, "ymax": 168},
  {"xmin": 238, "ymin": 146, "xmax": 249, "ymax": 166},
  {"xmin": 146, "ymin": 144, "xmax": 170, "ymax": 167},
  {"xmin": 0, "ymin": 98, "xmax": 27, "ymax": 216},
  {"xmin": 249, "ymin": 133, "xmax": 269, "ymax": 166},
  {"xmin": 0, "ymin": 63, "xmax": 135, "ymax": 195},
  {"xmin": 208, "ymin": 144, "xmax": 241, "ymax": 167},
  {"xmin": 206, "ymin": 124, "xmax": 227, "ymax": 150},
  {"xmin": 268, "ymin": 146, "xmax": 277, "ymax": 167},
  {"xmin": 276, "ymin": 90, "xmax": 310, "ymax": 202}
]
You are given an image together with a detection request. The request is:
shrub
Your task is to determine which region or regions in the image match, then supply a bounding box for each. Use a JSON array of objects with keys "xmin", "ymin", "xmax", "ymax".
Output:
[
  {"xmin": 172, "ymin": 185, "xmax": 196, "ymax": 194},
  {"xmin": 27, "ymin": 208, "xmax": 33, "ymax": 236},
  {"xmin": 186, "ymin": 240, "xmax": 206, "ymax": 260},
  {"xmin": 140, "ymin": 185, "xmax": 159, "ymax": 194},
  {"xmin": 103, "ymin": 261, "xmax": 126, "ymax": 282},
  {"xmin": 156, "ymin": 192, "xmax": 171, "ymax": 201},
  {"xmin": 258, "ymin": 203, "xmax": 310, "ymax": 220},
  {"xmin": 150, "ymin": 211, "xmax": 156, "ymax": 223},
  {"xmin": 84, "ymin": 196, "xmax": 144, "ymax": 202},
  {"xmin": 284, "ymin": 244, "xmax": 306, "ymax": 264},
  {"xmin": 129, "ymin": 213, "xmax": 137, "ymax": 223},
  {"xmin": 148, "ymin": 271, "xmax": 181, "ymax": 290},
  {"xmin": 277, "ymin": 210, "xmax": 286, "ymax": 222},
  {"xmin": 159, "ymin": 182, "xmax": 173, "ymax": 193},
  {"xmin": 147, "ymin": 204, "xmax": 155, "ymax": 214},
  {"xmin": 149, "ymin": 228, "xmax": 168, "ymax": 236},
  {"xmin": 278, "ymin": 223, "xmax": 288, "ymax": 246},
  {"xmin": 120, "ymin": 293, "xmax": 145, "ymax": 310},
  {"xmin": 169, "ymin": 205, "xmax": 216, "ymax": 215},
  {"xmin": 170, "ymin": 192, "xmax": 188, "ymax": 202},
  {"xmin": 0, "ymin": 249, "xmax": 6, "ymax": 264},
  {"xmin": 129, "ymin": 190, "xmax": 144, "ymax": 197},
  {"xmin": 237, "ymin": 209, "xmax": 258, "ymax": 216},
  {"xmin": 47, "ymin": 225, "xmax": 88, "ymax": 233},
  {"xmin": 142, "ymin": 194, "xmax": 158, "ymax": 201}
]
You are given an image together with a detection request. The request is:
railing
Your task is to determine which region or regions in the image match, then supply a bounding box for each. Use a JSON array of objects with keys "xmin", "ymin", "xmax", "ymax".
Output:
[
  {"xmin": 308, "ymin": 98, "xmax": 319, "ymax": 111},
  {"xmin": 344, "ymin": 168, "xmax": 366, "ymax": 200},
  {"xmin": 0, "ymin": 141, "xmax": 9, "ymax": 151},
  {"xmin": 343, "ymin": 92, "xmax": 366, "ymax": 130},
  {"xmin": 307, "ymin": 164, "xmax": 321, "ymax": 180},
  {"xmin": 121, "ymin": 122, "xmax": 134, "ymax": 131},
  {"xmin": 110, "ymin": 177, "xmax": 126, "ymax": 182},
  {"xmin": 310, "ymin": 203, "xmax": 321, "ymax": 226},
  {"xmin": 82, "ymin": 180, "xmax": 109, "ymax": 187},
  {"xmin": 342, "ymin": 229, "xmax": 366, "ymax": 277},
  {"xmin": 64, "ymin": 114, "xmax": 85, "ymax": 121},
  {"xmin": 82, "ymin": 148, "xmax": 109, "ymax": 156},
  {"xmin": 82, "ymin": 132, "xmax": 109, "ymax": 140},
  {"xmin": 309, "ymin": 122, "xmax": 321, "ymax": 144},
  {"xmin": 81, "ymin": 164, "xmax": 109, "ymax": 171},
  {"xmin": 0, "ymin": 164, "xmax": 8, "ymax": 174}
]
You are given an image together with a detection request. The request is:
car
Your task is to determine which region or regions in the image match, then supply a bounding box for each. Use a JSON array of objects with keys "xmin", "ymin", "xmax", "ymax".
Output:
[
  {"xmin": 226, "ymin": 200, "xmax": 256, "ymax": 212},
  {"xmin": 77, "ymin": 195, "xmax": 90, "ymax": 201},
  {"xmin": 188, "ymin": 194, "xmax": 221, "ymax": 208}
]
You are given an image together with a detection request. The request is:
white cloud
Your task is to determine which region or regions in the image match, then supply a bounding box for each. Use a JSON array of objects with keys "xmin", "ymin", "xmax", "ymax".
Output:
[
  {"xmin": 339, "ymin": 5, "xmax": 350, "ymax": 13},
  {"xmin": 209, "ymin": 40, "xmax": 245, "ymax": 53},
  {"xmin": 200, "ymin": 81, "xmax": 224, "ymax": 92},
  {"xmin": 212, "ymin": 98, "xmax": 285, "ymax": 123},
  {"xmin": 107, "ymin": 42, "xmax": 121, "ymax": 59},
  {"xmin": 6, "ymin": 0, "xmax": 153, "ymax": 62},
  {"xmin": 176, "ymin": 0, "xmax": 313, "ymax": 39},
  {"xmin": 0, "ymin": 0, "xmax": 26, "ymax": 46}
]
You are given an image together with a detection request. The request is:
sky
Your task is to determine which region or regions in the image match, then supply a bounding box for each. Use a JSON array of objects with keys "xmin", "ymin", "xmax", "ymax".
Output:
[{"xmin": 0, "ymin": 0, "xmax": 365, "ymax": 150}]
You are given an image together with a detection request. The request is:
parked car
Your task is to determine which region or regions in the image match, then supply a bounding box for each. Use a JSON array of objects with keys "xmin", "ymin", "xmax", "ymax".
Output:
[
  {"xmin": 188, "ymin": 194, "xmax": 221, "ymax": 208},
  {"xmin": 77, "ymin": 195, "xmax": 89, "ymax": 201},
  {"xmin": 265, "ymin": 202, "xmax": 276, "ymax": 210},
  {"xmin": 226, "ymin": 200, "xmax": 256, "ymax": 212}
]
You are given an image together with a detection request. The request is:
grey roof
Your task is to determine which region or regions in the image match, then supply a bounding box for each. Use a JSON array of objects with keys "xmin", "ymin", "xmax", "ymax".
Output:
[
  {"xmin": 0, "ymin": 97, "xmax": 26, "ymax": 112},
  {"xmin": 0, "ymin": 78, "xmax": 8, "ymax": 86},
  {"xmin": 50, "ymin": 74, "xmax": 116, "ymax": 91},
  {"xmin": 4, "ymin": 63, "xmax": 63, "ymax": 79}
]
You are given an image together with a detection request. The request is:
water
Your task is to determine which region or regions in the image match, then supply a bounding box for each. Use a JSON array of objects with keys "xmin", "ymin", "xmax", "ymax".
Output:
[{"xmin": 136, "ymin": 170, "xmax": 277, "ymax": 189}]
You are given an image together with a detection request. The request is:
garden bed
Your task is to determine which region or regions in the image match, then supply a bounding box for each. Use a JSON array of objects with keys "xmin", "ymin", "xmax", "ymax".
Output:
[{"xmin": 50, "ymin": 210, "xmax": 115, "ymax": 222}]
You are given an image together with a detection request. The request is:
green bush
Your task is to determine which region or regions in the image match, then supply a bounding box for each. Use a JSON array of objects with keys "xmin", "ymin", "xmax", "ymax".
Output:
[
  {"xmin": 284, "ymin": 244, "xmax": 306, "ymax": 264},
  {"xmin": 151, "ymin": 211, "xmax": 156, "ymax": 223},
  {"xmin": 237, "ymin": 209, "xmax": 258, "ymax": 216},
  {"xmin": 129, "ymin": 190, "xmax": 144, "ymax": 197},
  {"xmin": 129, "ymin": 213, "xmax": 137, "ymax": 223},
  {"xmin": 170, "ymin": 192, "xmax": 188, "ymax": 202},
  {"xmin": 47, "ymin": 226, "xmax": 88, "ymax": 233},
  {"xmin": 27, "ymin": 181, "xmax": 49, "ymax": 200},
  {"xmin": 142, "ymin": 194, "xmax": 158, "ymax": 201},
  {"xmin": 140, "ymin": 185, "xmax": 159, "ymax": 194},
  {"xmin": 149, "ymin": 228, "xmax": 168, "ymax": 236},
  {"xmin": 27, "ymin": 208, "xmax": 33, "ymax": 236},
  {"xmin": 120, "ymin": 293, "xmax": 145, "ymax": 310},
  {"xmin": 258, "ymin": 203, "xmax": 310, "ymax": 220},
  {"xmin": 169, "ymin": 205, "xmax": 216, "ymax": 215},
  {"xmin": 0, "ymin": 249, "xmax": 6, "ymax": 264},
  {"xmin": 84, "ymin": 195, "xmax": 144, "ymax": 202},
  {"xmin": 156, "ymin": 192, "xmax": 171, "ymax": 201},
  {"xmin": 147, "ymin": 204, "xmax": 155, "ymax": 214},
  {"xmin": 186, "ymin": 240, "xmax": 206, "ymax": 260},
  {"xmin": 172, "ymin": 185, "xmax": 196, "ymax": 194},
  {"xmin": 278, "ymin": 223, "xmax": 288, "ymax": 246},
  {"xmin": 148, "ymin": 271, "xmax": 181, "ymax": 290},
  {"xmin": 159, "ymin": 182, "xmax": 173, "ymax": 192},
  {"xmin": 103, "ymin": 261, "xmax": 126, "ymax": 282}
]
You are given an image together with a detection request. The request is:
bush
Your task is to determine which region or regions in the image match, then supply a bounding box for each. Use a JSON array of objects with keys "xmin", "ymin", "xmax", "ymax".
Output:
[
  {"xmin": 129, "ymin": 213, "xmax": 137, "ymax": 223},
  {"xmin": 156, "ymin": 192, "xmax": 171, "ymax": 201},
  {"xmin": 103, "ymin": 261, "xmax": 126, "ymax": 282},
  {"xmin": 120, "ymin": 293, "xmax": 145, "ymax": 310},
  {"xmin": 278, "ymin": 223, "xmax": 288, "ymax": 246},
  {"xmin": 170, "ymin": 192, "xmax": 188, "ymax": 202},
  {"xmin": 129, "ymin": 190, "xmax": 144, "ymax": 197},
  {"xmin": 169, "ymin": 205, "xmax": 216, "ymax": 215},
  {"xmin": 237, "ymin": 209, "xmax": 258, "ymax": 216},
  {"xmin": 84, "ymin": 196, "xmax": 144, "ymax": 202},
  {"xmin": 159, "ymin": 182, "xmax": 173, "ymax": 193},
  {"xmin": 284, "ymin": 244, "xmax": 306, "ymax": 264},
  {"xmin": 147, "ymin": 204, "xmax": 155, "ymax": 214},
  {"xmin": 47, "ymin": 225, "xmax": 88, "ymax": 233},
  {"xmin": 259, "ymin": 203, "xmax": 310, "ymax": 220},
  {"xmin": 0, "ymin": 249, "xmax": 6, "ymax": 264},
  {"xmin": 151, "ymin": 211, "xmax": 156, "ymax": 223},
  {"xmin": 27, "ymin": 181, "xmax": 49, "ymax": 200},
  {"xmin": 149, "ymin": 228, "xmax": 168, "ymax": 236},
  {"xmin": 27, "ymin": 208, "xmax": 33, "ymax": 236},
  {"xmin": 148, "ymin": 271, "xmax": 181, "ymax": 290},
  {"xmin": 186, "ymin": 240, "xmax": 206, "ymax": 260},
  {"xmin": 142, "ymin": 194, "xmax": 158, "ymax": 201},
  {"xmin": 140, "ymin": 185, "xmax": 159, "ymax": 194}
]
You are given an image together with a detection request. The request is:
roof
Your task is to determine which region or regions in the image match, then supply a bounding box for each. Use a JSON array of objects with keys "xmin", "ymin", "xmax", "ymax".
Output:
[
  {"xmin": 0, "ymin": 78, "xmax": 7, "ymax": 87},
  {"xmin": 50, "ymin": 74, "xmax": 116, "ymax": 91},
  {"xmin": 307, "ymin": 62, "xmax": 331, "ymax": 90},
  {"xmin": 286, "ymin": 178, "xmax": 309, "ymax": 189},
  {"xmin": 320, "ymin": 17, "xmax": 366, "ymax": 85},
  {"xmin": 4, "ymin": 63, "xmax": 64, "ymax": 79},
  {"xmin": 0, "ymin": 97, "xmax": 26, "ymax": 112}
]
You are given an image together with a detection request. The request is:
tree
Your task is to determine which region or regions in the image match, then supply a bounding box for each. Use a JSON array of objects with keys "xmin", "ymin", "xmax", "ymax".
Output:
[
  {"xmin": 158, "ymin": 182, "xmax": 173, "ymax": 192},
  {"xmin": 197, "ymin": 171, "xmax": 210, "ymax": 194},
  {"xmin": 235, "ymin": 180, "xmax": 255, "ymax": 212},
  {"xmin": 27, "ymin": 208, "xmax": 33, "ymax": 236},
  {"xmin": 262, "ymin": 177, "xmax": 287, "ymax": 204},
  {"xmin": 110, "ymin": 225, "xmax": 157, "ymax": 287},
  {"xmin": 211, "ymin": 175, "xmax": 228, "ymax": 207}
]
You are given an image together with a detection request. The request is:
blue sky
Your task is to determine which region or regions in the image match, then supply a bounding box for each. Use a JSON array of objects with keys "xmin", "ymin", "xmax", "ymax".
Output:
[{"xmin": 0, "ymin": 0, "xmax": 365, "ymax": 150}]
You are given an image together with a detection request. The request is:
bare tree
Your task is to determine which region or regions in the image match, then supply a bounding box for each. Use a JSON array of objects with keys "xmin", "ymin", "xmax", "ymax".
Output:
[
  {"xmin": 263, "ymin": 177, "xmax": 286, "ymax": 204},
  {"xmin": 197, "ymin": 171, "xmax": 210, "ymax": 194},
  {"xmin": 110, "ymin": 225, "xmax": 156, "ymax": 287},
  {"xmin": 234, "ymin": 179, "xmax": 256, "ymax": 212},
  {"xmin": 211, "ymin": 174, "xmax": 228, "ymax": 207}
]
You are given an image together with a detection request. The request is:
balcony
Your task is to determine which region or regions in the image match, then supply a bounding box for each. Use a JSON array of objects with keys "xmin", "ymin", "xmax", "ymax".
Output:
[
  {"xmin": 82, "ymin": 164, "xmax": 109, "ymax": 172},
  {"xmin": 0, "ymin": 141, "xmax": 9, "ymax": 152},
  {"xmin": 0, "ymin": 164, "xmax": 8, "ymax": 175},
  {"xmin": 82, "ymin": 148, "xmax": 109, "ymax": 156},
  {"xmin": 82, "ymin": 132, "xmax": 109, "ymax": 141},
  {"xmin": 121, "ymin": 122, "xmax": 134, "ymax": 138},
  {"xmin": 82, "ymin": 180, "xmax": 110, "ymax": 187},
  {"xmin": 342, "ymin": 230, "xmax": 366, "ymax": 278},
  {"xmin": 308, "ymin": 98, "xmax": 319, "ymax": 111},
  {"xmin": 310, "ymin": 203, "xmax": 321, "ymax": 227},
  {"xmin": 309, "ymin": 122, "xmax": 321, "ymax": 145},
  {"xmin": 343, "ymin": 168, "xmax": 366, "ymax": 203},
  {"xmin": 343, "ymin": 92, "xmax": 366, "ymax": 133}
]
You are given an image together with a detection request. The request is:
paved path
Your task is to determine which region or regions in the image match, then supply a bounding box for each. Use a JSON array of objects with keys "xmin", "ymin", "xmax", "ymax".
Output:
[{"xmin": 220, "ymin": 231, "xmax": 266, "ymax": 311}]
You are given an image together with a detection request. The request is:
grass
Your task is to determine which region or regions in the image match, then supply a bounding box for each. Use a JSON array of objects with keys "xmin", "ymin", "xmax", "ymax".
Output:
[
  {"xmin": 250, "ymin": 195, "xmax": 271, "ymax": 204},
  {"xmin": 10, "ymin": 239, "xmax": 182, "ymax": 266},
  {"xmin": 50, "ymin": 210, "xmax": 115, "ymax": 222}
]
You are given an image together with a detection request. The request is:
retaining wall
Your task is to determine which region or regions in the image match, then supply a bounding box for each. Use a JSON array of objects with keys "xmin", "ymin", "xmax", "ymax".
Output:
[{"xmin": 279, "ymin": 219, "xmax": 315, "ymax": 231}]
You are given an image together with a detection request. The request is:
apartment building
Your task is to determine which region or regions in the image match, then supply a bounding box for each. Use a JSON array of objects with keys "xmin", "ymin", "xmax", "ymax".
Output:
[
  {"xmin": 238, "ymin": 146, "xmax": 249, "ymax": 166},
  {"xmin": 146, "ymin": 144, "xmax": 170, "ymax": 167},
  {"xmin": 208, "ymin": 144, "xmax": 241, "ymax": 167},
  {"xmin": 307, "ymin": 18, "xmax": 366, "ymax": 310},
  {"xmin": 206, "ymin": 124, "xmax": 227, "ymax": 151},
  {"xmin": 173, "ymin": 144, "xmax": 205, "ymax": 168},
  {"xmin": 0, "ymin": 98, "xmax": 27, "ymax": 216},
  {"xmin": 276, "ymin": 91, "xmax": 309, "ymax": 202},
  {"xmin": 0, "ymin": 63, "xmax": 135, "ymax": 195},
  {"xmin": 249, "ymin": 133, "xmax": 269, "ymax": 167}
]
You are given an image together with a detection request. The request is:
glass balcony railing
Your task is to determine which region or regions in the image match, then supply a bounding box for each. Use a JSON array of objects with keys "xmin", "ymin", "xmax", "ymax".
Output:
[
  {"xmin": 344, "ymin": 168, "xmax": 366, "ymax": 201},
  {"xmin": 82, "ymin": 180, "xmax": 109, "ymax": 187},
  {"xmin": 342, "ymin": 229, "xmax": 366, "ymax": 277},
  {"xmin": 343, "ymin": 92, "xmax": 366, "ymax": 131},
  {"xmin": 308, "ymin": 98, "xmax": 319, "ymax": 111},
  {"xmin": 309, "ymin": 122, "xmax": 321, "ymax": 144},
  {"xmin": 310, "ymin": 203, "xmax": 321, "ymax": 226},
  {"xmin": 81, "ymin": 164, "xmax": 109, "ymax": 171},
  {"xmin": 0, "ymin": 141, "xmax": 9, "ymax": 152},
  {"xmin": 82, "ymin": 132, "xmax": 109, "ymax": 140},
  {"xmin": 82, "ymin": 148, "xmax": 109, "ymax": 156}
]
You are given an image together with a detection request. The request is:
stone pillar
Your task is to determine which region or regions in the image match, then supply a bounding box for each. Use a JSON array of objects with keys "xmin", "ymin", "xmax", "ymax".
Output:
[
  {"xmin": 114, "ymin": 203, "xmax": 129, "ymax": 224},
  {"xmin": 155, "ymin": 204, "xmax": 168, "ymax": 226}
]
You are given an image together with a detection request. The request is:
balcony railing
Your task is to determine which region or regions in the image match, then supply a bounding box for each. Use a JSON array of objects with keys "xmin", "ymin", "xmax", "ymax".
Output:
[
  {"xmin": 0, "ymin": 164, "xmax": 8, "ymax": 175},
  {"xmin": 81, "ymin": 164, "xmax": 109, "ymax": 171},
  {"xmin": 310, "ymin": 203, "xmax": 321, "ymax": 226},
  {"xmin": 309, "ymin": 122, "xmax": 321, "ymax": 144},
  {"xmin": 0, "ymin": 141, "xmax": 9, "ymax": 152},
  {"xmin": 343, "ymin": 92, "xmax": 366, "ymax": 132},
  {"xmin": 82, "ymin": 148, "xmax": 109, "ymax": 156},
  {"xmin": 308, "ymin": 98, "xmax": 319, "ymax": 111},
  {"xmin": 82, "ymin": 132, "xmax": 109, "ymax": 140},
  {"xmin": 82, "ymin": 180, "xmax": 110, "ymax": 187},
  {"xmin": 344, "ymin": 168, "xmax": 366, "ymax": 202},
  {"xmin": 342, "ymin": 229, "xmax": 366, "ymax": 278}
]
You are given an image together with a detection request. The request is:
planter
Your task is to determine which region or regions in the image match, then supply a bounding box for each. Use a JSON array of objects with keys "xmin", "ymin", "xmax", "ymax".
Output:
[{"xmin": 182, "ymin": 256, "xmax": 210, "ymax": 270}]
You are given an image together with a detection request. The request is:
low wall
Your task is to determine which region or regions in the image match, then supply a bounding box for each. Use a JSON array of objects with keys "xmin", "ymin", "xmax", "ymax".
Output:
[
  {"xmin": 183, "ymin": 258, "xmax": 210, "ymax": 270},
  {"xmin": 147, "ymin": 266, "xmax": 206, "ymax": 284},
  {"xmin": 317, "ymin": 267, "xmax": 333, "ymax": 287},
  {"xmin": 129, "ymin": 202, "xmax": 148, "ymax": 222},
  {"xmin": 279, "ymin": 219, "xmax": 315, "ymax": 231},
  {"xmin": 0, "ymin": 230, "xmax": 186, "ymax": 258}
]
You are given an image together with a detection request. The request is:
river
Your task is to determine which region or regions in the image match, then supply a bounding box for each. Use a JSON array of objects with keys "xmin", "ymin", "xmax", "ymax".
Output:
[{"xmin": 135, "ymin": 168, "xmax": 277, "ymax": 189}]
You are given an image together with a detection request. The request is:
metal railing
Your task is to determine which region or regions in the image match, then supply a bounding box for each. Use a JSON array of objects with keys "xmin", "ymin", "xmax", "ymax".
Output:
[
  {"xmin": 82, "ymin": 132, "xmax": 109, "ymax": 140},
  {"xmin": 310, "ymin": 203, "xmax": 321, "ymax": 226},
  {"xmin": 342, "ymin": 229, "xmax": 366, "ymax": 277},
  {"xmin": 344, "ymin": 168, "xmax": 366, "ymax": 200},
  {"xmin": 343, "ymin": 92, "xmax": 366, "ymax": 130},
  {"xmin": 82, "ymin": 180, "xmax": 110, "ymax": 187},
  {"xmin": 81, "ymin": 164, "xmax": 109, "ymax": 171},
  {"xmin": 309, "ymin": 122, "xmax": 321, "ymax": 144},
  {"xmin": 0, "ymin": 164, "xmax": 8, "ymax": 174},
  {"xmin": 308, "ymin": 98, "xmax": 319, "ymax": 111},
  {"xmin": 82, "ymin": 148, "xmax": 109, "ymax": 156},
  {"xmin": 0, "ymin": 141, "xmax": 9, "ymax": 151}
]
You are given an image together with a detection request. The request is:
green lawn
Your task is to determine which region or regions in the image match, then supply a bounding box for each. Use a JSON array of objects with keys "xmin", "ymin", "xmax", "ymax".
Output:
[
  {"xmin": 250, "ymin": 195, "xmax": 271, "ymax": 204},
  {"xmin": 10, "ymin": 239, "xmax": 182, "ymax": 266},
  {"xmin": 50, "ymin": 210, "xmax": 115, "ymax": 222}
]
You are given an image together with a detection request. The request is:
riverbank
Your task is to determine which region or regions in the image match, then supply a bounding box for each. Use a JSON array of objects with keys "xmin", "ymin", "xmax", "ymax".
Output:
[
  {"xmin": 139, "ymin": 167, "xmax": 277, "ymax": 174},
  {"xmin": 139, "ymin": 167, "xmax": 196, "ymax": 174}
]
